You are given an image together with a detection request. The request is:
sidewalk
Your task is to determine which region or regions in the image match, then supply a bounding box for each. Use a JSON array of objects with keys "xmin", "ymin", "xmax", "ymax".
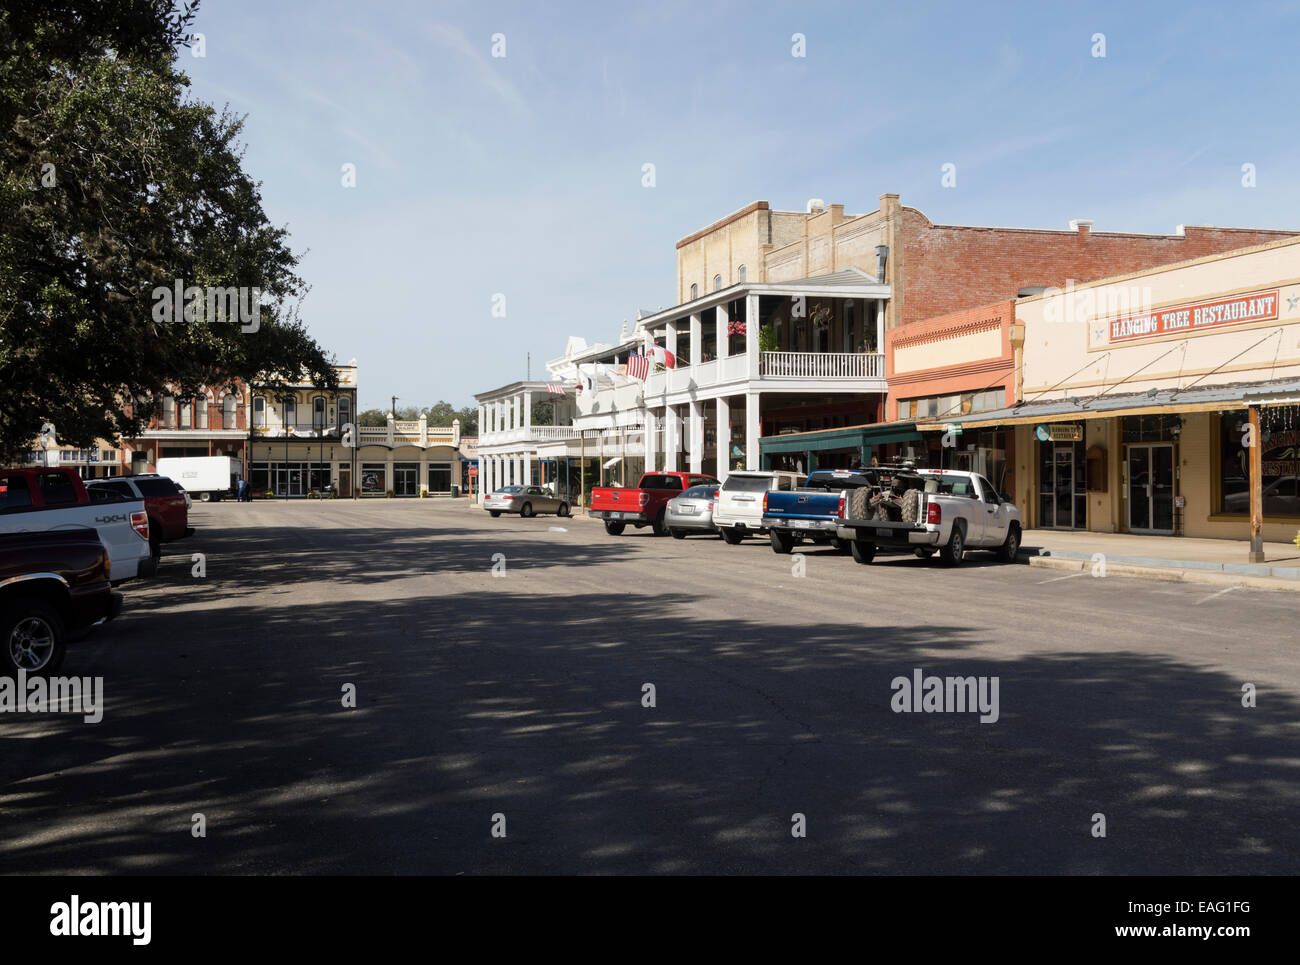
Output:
[{"xmin": 1021, "ymin": 528, "xmax": 1300, "ymax": 589}]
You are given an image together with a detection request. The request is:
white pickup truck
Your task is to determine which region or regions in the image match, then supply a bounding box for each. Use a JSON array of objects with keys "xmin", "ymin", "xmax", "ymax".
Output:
[
  {"xmin": 0, "ymin": 468, "xmax": 156, "ymax": 582},
  {"xmin": 835, "ymin": 468, "xmax": 1021, "ymax": 566},
  {"xmin": 712, "ymin": 470, "xmax": 803, "ymax": 544}
]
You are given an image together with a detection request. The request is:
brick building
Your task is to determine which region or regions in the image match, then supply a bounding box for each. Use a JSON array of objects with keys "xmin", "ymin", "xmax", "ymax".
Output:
[{"xmin": 676, "ymin": 195, "xmax": 1297, "ymax": 333}]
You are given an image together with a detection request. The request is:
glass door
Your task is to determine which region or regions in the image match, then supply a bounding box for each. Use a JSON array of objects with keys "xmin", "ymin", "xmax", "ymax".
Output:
[
  {"xmin": 1039, "ymin": 442, "xmax": 1084, "ymax": 528},
  {"xmin": 1127, "ymin": 444, "xmax": 1175, "ymax": 534}
]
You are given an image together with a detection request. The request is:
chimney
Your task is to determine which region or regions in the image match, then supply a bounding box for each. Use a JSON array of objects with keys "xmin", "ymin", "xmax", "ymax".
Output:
[{"xmin": 1069, "ymin": 219, "xmax": 1093, "ymax": 236}]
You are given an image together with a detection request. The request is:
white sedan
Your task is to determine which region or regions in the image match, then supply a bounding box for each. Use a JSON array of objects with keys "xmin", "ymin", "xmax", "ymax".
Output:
[{"xmin": 484, "ymin": 485, "xmax": 570, "ymax": 518}]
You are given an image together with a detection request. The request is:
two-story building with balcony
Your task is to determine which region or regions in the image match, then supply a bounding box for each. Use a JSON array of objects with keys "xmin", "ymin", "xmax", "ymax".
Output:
[
  {"xmin": 354, "ymin": 414, "xmax": 464, "ymax": 496},
  {"xmin": 579, "ymin": 196, "xmax": 1298, "ymax": 479},
  {"xmin": 121, "ymin": 380, "xmax": 251, "ymax": 475},
  {"xmin": 474, "ymin": 381, "xmax": 586, "ymax": 500},
  {"xmin": 247, "ymin": 362, "xmax": 359, "ymax": 496}
]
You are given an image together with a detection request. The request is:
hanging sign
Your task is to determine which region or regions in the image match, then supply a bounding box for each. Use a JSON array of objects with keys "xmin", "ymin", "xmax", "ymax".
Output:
[
  {"xmin": 1036, "ymin": 424, "xmax": 1082, "ymax": 442},
  {"xmin": 1109, "ymin": 289, "xmax": 1279, "ymax": 343}
]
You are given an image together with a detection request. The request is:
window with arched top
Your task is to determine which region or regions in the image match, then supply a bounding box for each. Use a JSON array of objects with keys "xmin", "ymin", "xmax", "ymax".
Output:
[
  {"xmin": 338, "ymin": 396, "xmax": 351, "ymax": 429},
  {"xmin": 690, "ymin": 283, "xmax": 698, "ymax": 300},
  {"xmin": 252, "ymin": 397, "xmax": 266, "ymax": 428},
  {"xmin": 223, "ymin": 394, "xmax": 237, "ymax": 429},
  {"xmin": 196, "ymin": 396, "xmax": 209, "ymax": 429},
  {"xmin": 713, "ymin": 274, "xmax": 722, "ymax": 291},
  {"xmin": 312, "ymin": 396, "xmax": 326, "ymax": 431},
  {"xmin": 162, "ymin": 396, "xmax": 176, "ymax": 429},
  {"xmin": 738, "ymin": 265, "xmax": 747, "ymax": 283},
  {"xmin": 283, "ymin": 396, "xmax": 296, "ymax": 427},
  {"xmin": 179, "ymin": 400, "xmax": 192, "ymax": 429}
]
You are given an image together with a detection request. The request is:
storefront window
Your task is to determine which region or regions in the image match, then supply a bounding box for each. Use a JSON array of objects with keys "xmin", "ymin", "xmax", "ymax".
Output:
[
  {"xmin": 1218, "ymin": 409, "xmax": 1300, "ymax": 516},
  {"xmin": 360, "ymin": 464, "xmax": 387, "ymax": 494},
  {"xmin": 1123, "ymin": 415, "xmax": 1180, "ymax": 442}
]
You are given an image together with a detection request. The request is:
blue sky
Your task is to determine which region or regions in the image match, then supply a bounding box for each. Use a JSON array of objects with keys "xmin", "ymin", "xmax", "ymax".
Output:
[{"xmin": 182, "ymin": 0, "xmax": 1300, "ymax": 412}]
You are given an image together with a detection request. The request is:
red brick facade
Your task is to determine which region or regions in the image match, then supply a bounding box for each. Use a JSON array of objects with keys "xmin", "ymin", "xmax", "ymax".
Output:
[{"xmin": 896, "ymin": 208, "xmax": 1296, "ymax": 326}]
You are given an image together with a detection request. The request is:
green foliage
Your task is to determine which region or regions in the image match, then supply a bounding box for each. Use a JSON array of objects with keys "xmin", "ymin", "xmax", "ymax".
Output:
[{"xmin": 0, "ymin": 1, "xmax": 335, "ymax": 459}]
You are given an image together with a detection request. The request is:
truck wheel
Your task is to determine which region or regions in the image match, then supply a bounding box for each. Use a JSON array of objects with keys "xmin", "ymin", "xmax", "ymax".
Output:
[
  {"xmin": 997, "ymin": 523, "xmax": 1021, "ymax": 563},
  {"xmin": 850, "ymin": 540, "xmax": 876, "ymax": 565},
  {"xmin": 901, "ymin": 489, "xmax": 921, "ymax": 524},
  {"xmin": 848, "ymin": 488, "xmax": 872, "ymax": 520},
  {"xmin": 520, "ymin": 502, "xmax": 534, "ymax": 518},
  {"xmin": 830, "ymin": 537, "xmax": 852, "ymax": 554},
  {"xmin": 2, "ymin": 602, "xmax": 66, "ymax": 675},
  {"xmin": 720, "ymin": 527, "xmax": 744, "ymax": 545},
  {"xmin": 670, "ymin": 528, "xmax": 687, "ymax": 539},
  {"xmin": 199, "ymin": 491, "xmax": 212, "ymax": 503},
  {"xmin": 604, "ymin": 520, "xmax": 626, "ymax": 536},
  {"xmin": 489, "ymin": 511, "xmax": 501, "ymax": 517},
  {"xmin": 913, "ymin": 548, "xmax": 935, "ymax": 559},
  {"xmin": 769, "ymin": 529, "xmax": 796, "ymax": 554},
  {"xmin": 939, "ymin": 524, "xmax": 965, "ymax": 566},
  {"xmin": 651, "ymin": 510, "xmax": 667, "ymax": 536}
]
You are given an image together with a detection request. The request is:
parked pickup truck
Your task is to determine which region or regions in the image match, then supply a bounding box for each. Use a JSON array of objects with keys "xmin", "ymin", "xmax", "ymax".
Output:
[
  {"xmin": 0, "ymin": 468, "xmax": 155, "ymax": 582},
  {"xmin": 836, "ymin": 468, "xmax": 1021, "ymax": 566},
  {"xmin": 592, "ymin": 472, "xmax": 720, "ymax": 536},
  {"xmin": 0, "ymin": 529, "xmax": 123, "ymax": 674},
  {"xmin": 712, "ymin": 470, "xmax": 803, "ymax": 544},
  {"xmin": 761, "ymin": 468, "xmax": 874, "ymax": 554},
  {"xmin": 87, "ymin": 474, "xmax": 192, "ymax": 563}
]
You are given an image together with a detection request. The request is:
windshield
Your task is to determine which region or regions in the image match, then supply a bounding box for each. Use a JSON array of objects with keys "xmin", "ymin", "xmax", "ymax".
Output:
[
  {"xmin": 722, "ymin": 475, "xmax": 772, "ymax": 494},
  {"xmin": 923, "ymin": 476, "xmax": 977, "ymax": 497},
  {"xmin": 495, "ymin": 486, "xmax": 523, "ymax": 494},
  {"xmin": 681, "ymin": 485, "xmax": 717, "ymax": 499}
]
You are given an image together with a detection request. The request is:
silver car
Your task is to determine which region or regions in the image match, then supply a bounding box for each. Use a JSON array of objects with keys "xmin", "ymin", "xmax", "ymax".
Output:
[
  {"xmin": 665, "ymin": 484, "xmax": 720, "ymax": 538},
  {"xmin": 484, "ymin": 485, "xmax": 571, "ymax": 518}
]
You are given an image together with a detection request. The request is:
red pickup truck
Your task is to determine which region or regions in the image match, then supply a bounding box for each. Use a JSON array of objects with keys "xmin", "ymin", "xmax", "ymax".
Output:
[{"xmin": 591, "ymin": 472, "xmax": 720, "ymax": 536}]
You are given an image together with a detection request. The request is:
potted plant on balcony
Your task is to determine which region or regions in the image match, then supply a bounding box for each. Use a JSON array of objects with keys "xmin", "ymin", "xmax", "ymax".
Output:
[{"xmin": 758, "ymin": 325, "xmax": 778, "ymax": 353}]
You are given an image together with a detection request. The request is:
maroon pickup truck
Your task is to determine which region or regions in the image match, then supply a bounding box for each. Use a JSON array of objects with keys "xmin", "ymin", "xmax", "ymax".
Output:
[
  {"xmin": 591, "ymin": 471, "xmax": 720, "ymax": 536},
  {"xmin": 0, "ymin": 529, "xmax": 123, "ymax": 674}
]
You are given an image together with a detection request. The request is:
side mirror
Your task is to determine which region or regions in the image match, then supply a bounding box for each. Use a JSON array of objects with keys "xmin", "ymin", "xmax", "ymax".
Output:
[{"xmin": 1000, "ymin": 493, "xmax": 1012, "ymax": 504}]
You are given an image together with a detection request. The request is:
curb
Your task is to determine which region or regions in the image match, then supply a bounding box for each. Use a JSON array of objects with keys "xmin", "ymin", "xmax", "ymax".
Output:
[{"xmin": 1025, "ymin": 555, "xmax": 1299, "ymax": 591}]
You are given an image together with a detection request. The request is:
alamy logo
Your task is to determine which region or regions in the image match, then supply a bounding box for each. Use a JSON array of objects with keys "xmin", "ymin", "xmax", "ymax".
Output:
[
  {"xmin": 152, "ymin": 279, "xmax": 261, "ymax": 331},
  {"xmin": 50, "ymin": 895, "xmax": 151, "ymax": 945},
  {"xmin": 890, "ymin": 668, "xmax": 1000, "ymax": 723},
  {"xmin": 0, "ymin": 671, "xmax": 103, "ymax": 723}
]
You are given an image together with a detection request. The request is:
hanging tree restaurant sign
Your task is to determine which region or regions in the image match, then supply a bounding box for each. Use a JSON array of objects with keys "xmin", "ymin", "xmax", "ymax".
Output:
[
  {"xmin": 1108, "ymin": 289, "xmax": 1279, "ymax": 343},
  {"xmin": 1036, "ymin": 424, "xmax": 1082, "ymax": 442}
]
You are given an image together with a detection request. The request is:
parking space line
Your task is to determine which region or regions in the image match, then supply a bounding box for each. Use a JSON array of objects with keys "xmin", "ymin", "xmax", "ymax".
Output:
[
  {"xmin": 1036, "ymin": 572, "xmax": 1085, "ymax": 584},
  {"xmin": 1194, "ymin": 586, "xmax": 1238, "ymax": 606}
]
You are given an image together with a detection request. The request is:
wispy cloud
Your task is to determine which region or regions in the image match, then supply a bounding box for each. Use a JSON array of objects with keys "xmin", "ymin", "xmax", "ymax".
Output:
[{"xmin": 425, "ymin": 21, "xmax": 527, "ymax": 112}]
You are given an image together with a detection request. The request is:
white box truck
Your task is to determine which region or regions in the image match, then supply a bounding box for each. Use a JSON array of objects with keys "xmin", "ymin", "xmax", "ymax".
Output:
[{"xmin": 156, "ymin": 456, "xmax": 239, "ymax": 502}]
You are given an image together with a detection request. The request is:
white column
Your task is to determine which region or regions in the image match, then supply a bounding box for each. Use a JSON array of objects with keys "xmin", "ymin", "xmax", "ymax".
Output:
[
  {"xmin": 664, "ymin": 404, "xmax": 680, "ymax": 471},
  {"xmin": 875, "ymin": 298, "xmax": 885, "ymax": 355},
  {"xmin": 689, "ymin": 312, "xmax": 702, "ymax": 368},
  {"xmin": 716, "ymin": 396, "xmax": 730, "ymax": 482},
  {"xmin": 746, "ymin": 293, "xmax": 761, "ymax": 381},
  {"xmin": 524, "ymin": 452, "xmax": 533, "ymax": 486},
  {"xmin": 523, "ymin": 391, "xmax": 532, "ymax": 430},
  {"xmin": 644, "ymin": 407, "xmax": 658, "ymax": 472},
  {"xmin": 477, "ymin": 457, "xmax": 486, "ymax": 502},
  {"xmin": 666, "ymin": 319, "xmax": 678, "ymax": 369},
  {"xmin": 745, "ymin": 392, "xmax": 760, "ymax": 471},
  {"xmin": 717, "ymin": 301, "xmax": 729, "ymax": 359},
  {"xmin": 688, "ymin": 399, "xmax": 702, "ymax": 473}
]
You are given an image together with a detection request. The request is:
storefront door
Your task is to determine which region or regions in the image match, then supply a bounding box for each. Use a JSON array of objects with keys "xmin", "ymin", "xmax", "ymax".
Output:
[
  {"xmin": 1038, "ymin": 443, "xmax": 1084, "ymax": 528},
  {"xmin": 393, "ymin": 463, "xmax": 418, "ymax": 496},
  {"xmin": 1127, "ymin": 444, "xmax": 1175, "ymax": 534}
]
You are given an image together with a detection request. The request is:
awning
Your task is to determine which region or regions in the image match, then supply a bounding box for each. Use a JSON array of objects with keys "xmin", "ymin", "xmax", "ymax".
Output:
[
  {"xmin": 603, "ymin": 456, "xmax": 622, "ymax": 469},
  {"xmin": 915, "ymin": 377, "xmax": 1300, "ymax": 432},
  {"xmin": 759, "ymin": 421, "xmax": 919, "ymax": 455}
]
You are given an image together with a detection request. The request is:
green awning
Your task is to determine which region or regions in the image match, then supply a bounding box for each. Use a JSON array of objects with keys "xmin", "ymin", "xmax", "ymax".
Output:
[{"xmin": 759, "ymin": 421, "xmax": 919, "ymax": 455}]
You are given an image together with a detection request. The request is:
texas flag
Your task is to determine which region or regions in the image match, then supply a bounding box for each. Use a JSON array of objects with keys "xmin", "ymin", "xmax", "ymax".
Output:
[{"xmin": 651, "ymin": 344, "xmax": 676, "ymax": 369}]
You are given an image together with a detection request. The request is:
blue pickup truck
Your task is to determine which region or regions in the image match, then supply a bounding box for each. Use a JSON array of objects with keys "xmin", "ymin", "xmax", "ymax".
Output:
[{"xmin": 760, "ymin": 468, "xmax": 874, "ymax": 554}]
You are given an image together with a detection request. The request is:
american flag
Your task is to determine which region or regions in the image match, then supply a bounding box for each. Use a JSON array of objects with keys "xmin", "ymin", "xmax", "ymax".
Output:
[
  {"xmin": 626, "ymin": 355, "xmax": 651, "ymax": 380},
  {"xmin": 545, "ymin": 382, "xmax": 566, "ymax": 395}
]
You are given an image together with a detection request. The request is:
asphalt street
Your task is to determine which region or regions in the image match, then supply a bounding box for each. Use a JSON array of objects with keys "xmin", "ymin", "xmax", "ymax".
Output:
[{"xmin": 2, "ymin": 499, "xmax": 1296, "ymax": 874}]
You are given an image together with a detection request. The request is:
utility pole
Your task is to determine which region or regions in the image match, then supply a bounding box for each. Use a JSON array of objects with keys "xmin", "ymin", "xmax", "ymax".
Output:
[{"xmin": 527, "ymin": 352, "xmax": 530, "ymax": 382}]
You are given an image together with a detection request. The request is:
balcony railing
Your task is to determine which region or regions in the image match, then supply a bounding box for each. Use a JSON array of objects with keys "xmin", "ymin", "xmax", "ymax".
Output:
[{"xmin": 760, "ymin": 351, "xmax": 883, "ymax": 379}]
